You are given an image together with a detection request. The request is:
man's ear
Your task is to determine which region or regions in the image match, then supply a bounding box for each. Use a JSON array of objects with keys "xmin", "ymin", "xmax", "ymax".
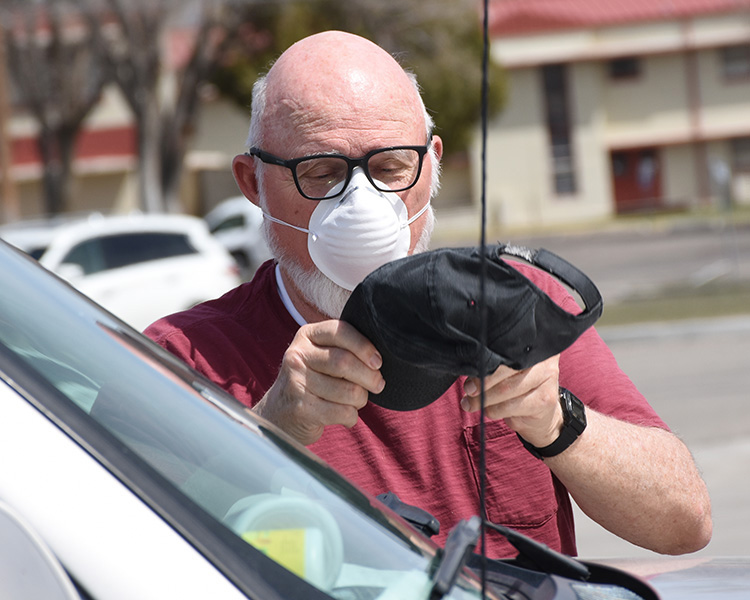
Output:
[
  {"xmin": 431, "ymin": 134, "xmax": 444, "ymax": 163},
  {"xmin": 232, "ymin": 154, "xmax": 261, "ymax": 208}
]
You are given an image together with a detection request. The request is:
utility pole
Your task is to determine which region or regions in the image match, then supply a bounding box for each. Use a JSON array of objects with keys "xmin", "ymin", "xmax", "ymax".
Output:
[{"xmin": 0, "ymin": 24, "xmax": 20, "ymax": 224}]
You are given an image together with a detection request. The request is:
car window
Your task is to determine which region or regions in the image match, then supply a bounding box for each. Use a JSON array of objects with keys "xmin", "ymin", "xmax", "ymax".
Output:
[
  {"xmin": 27, "ymin": 246, "xmax": 48, "ymax": 260},
  {"xmin": 210, "ymin": 215, "xmax": 246, "ymax": 234},
  {"xmin": 62, "ymin": 232, "xmax": 198, "ymax": 274},
  {"xmin": 61, "ymin": 238, "xmax": 106, "ymax": 274},
  {"xmin": 0, "ymin": 243, "xmax": 489, "ymax": 600}
]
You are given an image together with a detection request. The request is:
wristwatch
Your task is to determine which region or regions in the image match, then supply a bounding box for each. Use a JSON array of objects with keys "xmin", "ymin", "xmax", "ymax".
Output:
[{"xmin": 519, "ymin": 387, "xmax": 587, "ymax": 459}]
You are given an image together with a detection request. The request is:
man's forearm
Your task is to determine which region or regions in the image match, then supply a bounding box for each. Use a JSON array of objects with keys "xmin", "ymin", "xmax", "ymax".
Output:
[{"xmin": 546, "ymin": 409, "xmax": 712, "ymax": 555}]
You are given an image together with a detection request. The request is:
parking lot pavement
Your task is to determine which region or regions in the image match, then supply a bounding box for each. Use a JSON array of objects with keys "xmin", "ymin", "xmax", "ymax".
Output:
[
  {"xmin": 575, "ymin": 439, "xmax": 750, "ymax": 560},
  {"xmin": 574, "ymin": 316, "xmax": 750, "ymax": 560}
]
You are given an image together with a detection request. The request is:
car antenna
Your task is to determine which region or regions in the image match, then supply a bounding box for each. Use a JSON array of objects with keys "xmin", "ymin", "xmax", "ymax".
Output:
[
  {"xmin": 428, "ymin": 4, "xmax": 492, "ymax": 593},
  {"xmin": 476, "ymin": 0, "xmax": 491, "ymax": 595},
  {"xmin": 430, "ymin": 6, "xmax": 595, "ymax": 596},
  {"xmin": 431, "ymin": 4, "xmax": 592, "ymax": 597}
]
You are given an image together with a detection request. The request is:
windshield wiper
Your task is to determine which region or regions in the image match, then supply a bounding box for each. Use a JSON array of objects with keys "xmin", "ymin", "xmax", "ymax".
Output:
[
  {"xmin": 430, "ymin": 516, "xmax": 481, "ymax": 600},
  {"xmin": 430, "ymin": 517, "xmax": 590, "ymax": 600},
  {"xmin": 484, "ymin": 521, "xmax": 590, "ymax": 582}
]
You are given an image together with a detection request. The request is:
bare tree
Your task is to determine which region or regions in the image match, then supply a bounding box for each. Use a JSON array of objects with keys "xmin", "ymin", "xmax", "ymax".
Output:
[
  {"xmin": 1, "ymin": 0, "xmax": 108, "ymax": 215},
  {"xmin": 82, "ymin": 0, "xmax": 244, "ymax": 213}
]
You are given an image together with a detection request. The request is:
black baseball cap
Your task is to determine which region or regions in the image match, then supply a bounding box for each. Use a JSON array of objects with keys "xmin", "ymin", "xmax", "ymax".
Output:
[{"xmin": 340, "ymin": 244, "xmax": 603, "ymax": 411}]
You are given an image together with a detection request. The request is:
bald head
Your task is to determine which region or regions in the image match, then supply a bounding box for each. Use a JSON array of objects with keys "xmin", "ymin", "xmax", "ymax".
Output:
[{"xmin": 248, "ymin": 31, "xmax": 432, "ymax": 152}]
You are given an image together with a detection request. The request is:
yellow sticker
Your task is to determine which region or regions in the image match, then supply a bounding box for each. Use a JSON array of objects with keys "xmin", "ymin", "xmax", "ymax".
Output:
[{"xmin": 242, "ymin": 529, "xmax": 308, "ymax": 578}]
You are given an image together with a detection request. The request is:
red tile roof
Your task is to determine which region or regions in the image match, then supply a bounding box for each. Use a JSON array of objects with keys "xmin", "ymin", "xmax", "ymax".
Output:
[{"xmin": 489, "ymin": 0, "xmax": 750, "ymax": 36}]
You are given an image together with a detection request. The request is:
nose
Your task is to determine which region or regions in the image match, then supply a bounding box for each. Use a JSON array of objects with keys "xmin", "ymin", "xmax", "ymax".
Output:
[{"xmin": 337, "ymin": 168, "xmax": 379, "ymax": 205}]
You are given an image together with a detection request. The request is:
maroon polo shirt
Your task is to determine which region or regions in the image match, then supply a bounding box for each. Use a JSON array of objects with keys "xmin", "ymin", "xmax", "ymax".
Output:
[{"xmin": 146, "ymin": 260, "xmax": 667, "ymax": 557}]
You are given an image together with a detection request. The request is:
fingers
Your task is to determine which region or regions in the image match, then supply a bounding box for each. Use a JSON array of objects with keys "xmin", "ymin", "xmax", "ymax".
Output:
[
  {"xmin": 256, "ymin": 320, "xmax": 385, "ymax": 445},
  {"xmin": 286, "ymin": 320, "xmax": 386, "ymax": 403},
  {"xmin": 461, "ymin": 363, "xmax": 515, "ymax": 400},
  {"xmin": 302, "ymin": 320, "xmax": 386, "ymax": 395},
  {"xmin": 460, "ymin": 355, "xmax": 563, "ymax": 446},
  {"xmin": 462, "ymin": 358, "xmax": 556, "ymax": 413}
]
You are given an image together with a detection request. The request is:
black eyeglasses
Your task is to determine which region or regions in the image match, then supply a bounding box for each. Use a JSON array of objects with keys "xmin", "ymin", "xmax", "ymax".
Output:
[{"xmin": 248, "ymin": 139, "xmax": 432, "ymax": 200}]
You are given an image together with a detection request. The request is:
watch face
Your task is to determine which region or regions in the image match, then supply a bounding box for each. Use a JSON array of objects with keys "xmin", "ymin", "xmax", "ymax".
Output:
[{"xmin": 564, "ymin": 389, "xmax": 587, "ymax": 426}]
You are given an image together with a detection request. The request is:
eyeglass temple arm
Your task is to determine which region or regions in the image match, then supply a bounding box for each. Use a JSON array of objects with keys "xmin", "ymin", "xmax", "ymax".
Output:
[{"xmin": 247, "ymin": 148, "xmax": 288, "ymax": 167}]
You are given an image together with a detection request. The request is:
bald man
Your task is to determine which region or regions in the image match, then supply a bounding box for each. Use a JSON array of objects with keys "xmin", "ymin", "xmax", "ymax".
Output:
[{"xmin": 146, "ymin": 31, "xmax": 711, "ymax": 558}]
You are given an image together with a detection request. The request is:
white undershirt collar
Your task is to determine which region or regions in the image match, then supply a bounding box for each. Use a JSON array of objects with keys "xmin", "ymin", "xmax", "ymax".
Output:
[{"xmin": 275, "ymin": 264, "xmax": 308, "ymax": 326}]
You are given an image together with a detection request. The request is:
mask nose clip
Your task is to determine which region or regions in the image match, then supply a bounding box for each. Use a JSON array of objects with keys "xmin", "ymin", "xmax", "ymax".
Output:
[
  {"xmin": 337, "ymin": 187, "xmax": 355, "ymax": 207},
  {"xmin": 329, "ymin": 166, "xmax": 366, "ymax": 205}
]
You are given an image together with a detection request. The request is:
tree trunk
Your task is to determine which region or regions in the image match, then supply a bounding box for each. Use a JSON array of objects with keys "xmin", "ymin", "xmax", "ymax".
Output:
[
  {"xmin": 36, "ymin": 125, "xmax": 78, "ymax": 215},
  {"xmin": 160, "ymin": 113, "xmax": 188, "ymax": 214},
  {"xmin": 37, "ymin": 130, "xmax": 64, "ymax": 215}
]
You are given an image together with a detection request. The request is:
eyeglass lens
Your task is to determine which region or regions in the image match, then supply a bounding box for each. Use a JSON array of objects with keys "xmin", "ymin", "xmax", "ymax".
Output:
[{"xmin": 295, "ymin": 148, "xmax": 422, "ymax": 199}]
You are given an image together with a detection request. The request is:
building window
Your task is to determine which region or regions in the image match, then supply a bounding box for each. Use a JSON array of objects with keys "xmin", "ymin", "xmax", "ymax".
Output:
[
  {"xmin": 731, "ymin": 137, "xmax": 750, "ymax": 173},
  {"xmin": 542, "ymin": 63, "xmax": 576, "ymax": 195},
  {"xmin": 609, "ymin": 57, "xmax": 641, "ymax": 80},
  {"xmin": 721, "ymin": 45, "xmax": 750, "ymax": 80}
]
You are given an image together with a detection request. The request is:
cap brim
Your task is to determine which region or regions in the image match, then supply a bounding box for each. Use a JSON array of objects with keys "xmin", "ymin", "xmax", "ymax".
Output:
[
  {"xmin": 341, "ymin": 282, "xmax": 457, "ymax": 411},
  {"xmin": 373, "ymin": 351, "xmax": 457, "ymax": 411}
]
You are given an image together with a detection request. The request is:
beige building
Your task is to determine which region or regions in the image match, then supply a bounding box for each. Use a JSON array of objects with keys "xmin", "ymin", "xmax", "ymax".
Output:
[
  {"xmin": 4, "ymin": 2, "xmax": 750, "ymax": 233},
  {"xmin": 468, "ymin": 0, "xmax": 750, "ymax": 232}
]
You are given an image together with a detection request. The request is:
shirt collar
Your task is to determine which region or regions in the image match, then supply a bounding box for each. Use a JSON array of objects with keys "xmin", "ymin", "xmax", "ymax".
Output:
[{"xmin": 275, "ymin": 263, "xmax": 307, "ymax": 326}]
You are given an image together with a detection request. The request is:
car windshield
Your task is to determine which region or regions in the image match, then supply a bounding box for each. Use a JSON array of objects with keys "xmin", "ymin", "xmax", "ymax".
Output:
[{"xmin": 0, "ymin": 242, "xmax": 491, "ymax": 600}]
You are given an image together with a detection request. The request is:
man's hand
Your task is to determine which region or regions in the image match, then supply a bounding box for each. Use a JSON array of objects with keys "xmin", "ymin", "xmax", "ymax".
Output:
[
  {"xmin": 460, "ymin": 355, "xmax": 564, "ymax": 448},
  {"xmin": 462, "ymin": 354, "xmax": 712, "ymax": 554},
  {"xmin": 253, "ymin": 320, "xmax": 385, "ymax": 445}
]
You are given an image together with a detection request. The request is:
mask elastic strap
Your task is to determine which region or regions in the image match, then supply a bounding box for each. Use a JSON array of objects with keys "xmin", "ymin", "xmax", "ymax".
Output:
[
  {"xmin": 403, "ymin": 201, "xmax": 431, "ymax": 229},
  {"xmin": 262, "ymin": 212, "xmax": 311, "ymax": 236}
]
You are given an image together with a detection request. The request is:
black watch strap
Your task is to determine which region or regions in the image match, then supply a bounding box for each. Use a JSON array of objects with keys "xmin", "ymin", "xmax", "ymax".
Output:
[{"xmin": 518, "ymin": 387, "xmax": 587, "ymax": 459}]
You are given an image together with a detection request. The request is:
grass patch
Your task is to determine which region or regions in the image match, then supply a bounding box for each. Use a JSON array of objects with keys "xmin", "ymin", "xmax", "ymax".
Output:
[{"xmin": 598, "ymin": 282, "xmax": 750, "ymax": 326}]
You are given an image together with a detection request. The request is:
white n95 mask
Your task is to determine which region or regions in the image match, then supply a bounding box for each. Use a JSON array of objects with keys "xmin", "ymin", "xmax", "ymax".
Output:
[{"xmin": 263, "ymin": 168, "xmax": 430, "ymax": 291}]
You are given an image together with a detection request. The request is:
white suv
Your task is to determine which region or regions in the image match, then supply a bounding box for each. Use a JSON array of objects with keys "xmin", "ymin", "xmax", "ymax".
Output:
[
  {"xmin": 204, "ymin": 196, "xmax": 271, "ymax": 279},
  {"xmin": 0, "ymin": 213, "xmax": 242, "ymax": 331}
]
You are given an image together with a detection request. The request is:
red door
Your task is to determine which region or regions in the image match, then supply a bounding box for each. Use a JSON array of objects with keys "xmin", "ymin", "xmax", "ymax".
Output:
[{"xmin": 611, "ymin": 148, "xmax": 662, "ymax": 213}]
